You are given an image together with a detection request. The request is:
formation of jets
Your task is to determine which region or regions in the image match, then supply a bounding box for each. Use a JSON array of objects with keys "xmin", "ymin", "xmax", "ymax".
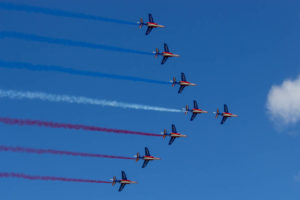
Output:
[{"xmin": 110, "ymin": 13, "xmax": 239, "ymax": 192}]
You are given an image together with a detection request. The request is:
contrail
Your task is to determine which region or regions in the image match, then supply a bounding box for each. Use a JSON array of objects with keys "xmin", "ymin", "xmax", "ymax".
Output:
[
  {"xmin": 0, "ymin": 172, "xmax": 111, "ymax": 184},
  {"xmin": 0, "ymin": 2, "xmax": 136, "ymax": 25},
  {"xmin": 0, "ymin": 60, "xmax": 170, "ymax": 85},
  {"xmin": 0, "ymin": 31, "xmax": 153, "ymax": 56},
  {"xmin": 0, "ymin": 89, "xmax": 182, "ymax": 113},
  {"xmin": 0, "ymin": 145, "xmax": 135, "ymax": 160},
  {"xmin": 0, "ymin": 117, "xmax": 163, "ymax": 137}
]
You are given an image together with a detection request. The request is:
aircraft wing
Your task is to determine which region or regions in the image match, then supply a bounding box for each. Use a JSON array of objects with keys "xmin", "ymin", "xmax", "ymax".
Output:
[
  {"xmin": 148, "ymin": 13, "xmax": 154, "ymax": 22},
  {"xmin": 145, "ymin": 147, "xmax": 150, "ymax": 156},
  {"xmin": 193, "ymin": 100, "xmax": 198, "ymax": 109},
  {"xmin": 221, "ymin": 116, "xmax": 228, "ymax": 124},
  {"xmin": 164, "ymin": 43, "xmax": 169, "ymax": 52},
  {"xmin": 169, "ymin": 137, "xmax": 176, "ymax": 145},
  {"xmin": 142, "ymin": 160, "xmax": 150, "ymax": 168},
  {"xmin": 181, "ymin": 72, "xmax": 187, "ymax": 81},
  {"xmin": 145, "ymin": 27, "xmax": 153, "ymax": 35},
  {"xmin": 172, "ymin": 124, "xmax": 177, "ymax": 133},
  {"xmin": 121, "ymin": 171, "xmax": 127, "ymax": 180},
  {"xmin": 161, "ymin": 56, "xmax": 168, "ymax": 64},
  {"xmin": 224, "ymin": 104, "xmax": 229, "ymax": 113},
  {"xmin": 119, "ymin": 183, "xmax": 126, "ymax": 192},
  {"xmin": 190, "ymin": 113, "xmax": 197, "ymax": 121},
  {"xmin": 178, "ymin": 85, "xmax": 185, "ymax": 94}
]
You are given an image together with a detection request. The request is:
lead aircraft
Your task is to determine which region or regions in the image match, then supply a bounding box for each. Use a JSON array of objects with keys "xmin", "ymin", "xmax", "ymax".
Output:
[
  {"xmin": 111, "ymin": 171, "xmax": 136, "ymax": 192},
  {"xmin": 171, "ymin": 72, "xmax": 196, "ymax": 94},
  {"xmin": 215, "ymin": 104, "xmax": 238, "ymax": 124},
  {"xmin": 139, "ymin": 13, "xmax": 165, "ymax": 35},
  {"xmin": 155, "ymin": 43, "xmax": 180, "ymax": 64},
  {"xmin": 135, "ymin": 147, "xmax": 160, "ymax": 168},
  {"xmin": 163, "ymin": 124, "xmax": 187, "ymax": 145},
  {"xmin": 185, "ymin": 100, "xmax": 208, "ymax": 121}
]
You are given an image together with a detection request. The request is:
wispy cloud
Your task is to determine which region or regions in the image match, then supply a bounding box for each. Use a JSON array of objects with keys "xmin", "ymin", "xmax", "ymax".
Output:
[
  {"xmin": 294, "ymin": 171, "xmax": 300, "ymax": 182},
  {"xmin": 266, "ymin": 75, "xmax": 300, "ymax": 125}
]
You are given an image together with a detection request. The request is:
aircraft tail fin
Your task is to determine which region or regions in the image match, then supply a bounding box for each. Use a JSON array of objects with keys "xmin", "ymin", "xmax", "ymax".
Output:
[
  {"xmin": 154, "ymin": 48, "xmax": 159, "ymax": 58},
  {"xmin": 163, "ymin": 129, "xmax": 167, "ymax": 139},
  {"xmin": 112, "ymin": 176, "xmax": 117, "ymax": 186},
  {"xmin": 185, "ymin": 105, "xmax": 189, "ymax": 115},
  {"xmin": 135, "ymin": 153, "xmax": 140, "ymax": 162},
  {"xmin": 172, "ymin": 77, "xmax": 176, "ymax": 87},
  {"xmin": 215, "ymin": 108, "xmax": 220, "ymax": 119},
  {"xmin": 139, "ymin": 18, "xmax": 144, "ymax": 28}
]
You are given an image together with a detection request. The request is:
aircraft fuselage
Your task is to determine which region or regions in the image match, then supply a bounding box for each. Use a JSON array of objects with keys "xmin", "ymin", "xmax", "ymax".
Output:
[
  {"xmin": 222, "ymin": 112, "xmax": 238, "ymax": 117},
  {"xmin": 162, "ymin": 52, "xmax": 180, "ymax": 57},
  {"xmin": 170, "ymin": 132, "xmax": 187, "ymax": 137},
  {"xmin": 120, "ymin": 180, "xmax": 136, "ymax": 184},
  {"xmin": 143, "ymin": 156, "xmax": 160, "ymax": 160},
  {"xmin": 147, "ymin": 22, "xmax": 165, "ymax": 28},
  {"xmin": 192, "ymin": 109, "xmax": 208, "ymax": 114},
  {"xmin": 180, "ymin": 81, "xmax": 196, "ymax": 86}
]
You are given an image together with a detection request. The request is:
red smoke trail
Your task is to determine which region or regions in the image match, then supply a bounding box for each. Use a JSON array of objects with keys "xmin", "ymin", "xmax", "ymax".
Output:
[
  {"xmin": 0, "ymin": 117, "xmax": 162, "ymax": 137},
  {"xmin": 0, "ymin": 145, "xmax": 135, "ymax": 160},
  {"xmin": 0, "ymin": 172, "xmax": 111, "ymax": 184}
]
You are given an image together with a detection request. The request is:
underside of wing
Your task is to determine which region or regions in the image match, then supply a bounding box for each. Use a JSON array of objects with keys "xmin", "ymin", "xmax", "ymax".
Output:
[
  {"xmin": 193, "ymin": 100, "xmax": 198, "ymax": 109},
  {"xmin": 145, "ymin": 147, "xmax": 150, "ymax": 156},
  {"xmin": 148, "ymin": 13, "xmax": 154, "ymax": 22},
  {"xmin": 119, "ymin": 183, "xmax": 126, "ymax": 192},
  {"xmin": 164, "ymin": 43, "xmax": 169, "ymax": 52},
  {"xmin": 145, "ymin": 27, "xmax": 153, "ymax": 35},
  {"xmin": 169, "ymin": 137, "xmax": 176, "ymax": 145},
  {"xmin": 142, "ymin": 160, "xmax": 150, "ymax": 168},
  {"xmin": 224, "ymin": 104, "xmax": 229, "ymax": 113},
  {"xmin": 172, "ymin": 124, "xmax": 177, "ymax": 133},
  {"xmin": 221, "ymin": 116, "xmax": 228, "ymax": 124},
  {"xmin": 181, "ymin": 72, "xmax": 187, "ymax": 81},
  {"xmin": 178, "ymin": 85, "xmax": 185, "ymax": 93},
  {"xmin": 190, "ymin": 113, "xmax": 197, "ymax": 121},
  {"xmin": 121, "ymin": 171, "xmax": 127, "ymax": 180},
  {"xmin": 161, "ymin": 56, "xmax": 168, "ymax": 64}
]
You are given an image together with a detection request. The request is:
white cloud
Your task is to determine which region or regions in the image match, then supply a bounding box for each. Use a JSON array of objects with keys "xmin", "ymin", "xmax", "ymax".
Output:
[
  {"xmin": 294, "ymin": 171, "xmax": 300, "ymax": 182},
  {"xmin": 266, "ymin": 75, "xmax": 300, "ymax": 125}
]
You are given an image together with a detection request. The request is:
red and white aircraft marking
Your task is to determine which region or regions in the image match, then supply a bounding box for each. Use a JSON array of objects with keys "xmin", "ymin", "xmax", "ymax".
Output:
[
  {"xmin": 111, "ymin": 171, "xmax": 136, "ymax": 192},
  {"xmin": 163, "ymin": 124, "xmax": 187, "ymax": 145},
  {"xmin": 171, "ymin": 72, "xmax": 196, "ymax": 93},
  {"xmin": 185, "ymin": 100, "xmax": 208, "ymax": 121},
  {"xmin": 139, "ymin": 13, "xmax": 165, "ymax": 35}
]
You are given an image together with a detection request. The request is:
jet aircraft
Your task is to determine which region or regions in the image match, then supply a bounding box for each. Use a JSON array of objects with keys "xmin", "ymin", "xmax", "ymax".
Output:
[
  {"xmin": 135, "ymin": 147, "xmax": 160, "ymax": 168},
  {"xmin": 154, "ymin": 43, "xmax": 180, "ymax": 64},
  {"xmin": 163, "ymin": 124, "xmax": 187, "ymax": 145},
  {"xmin": 111, "ymin": 171, "xmax": 136, "ymax": 192},
  {"xmin": 139, "ymin": 13, "xmax": 165, "ymax": 35},
  {"xmin": 185, "ymin": 100, "xmax": 208, "ymax": 121},
  {"xmin": 171, "ymin": 72, "xmax": 196, "ymax": 93},
  {"xmin": 215, "ymin": 104, "xmax": 238, "ymax": 124}
]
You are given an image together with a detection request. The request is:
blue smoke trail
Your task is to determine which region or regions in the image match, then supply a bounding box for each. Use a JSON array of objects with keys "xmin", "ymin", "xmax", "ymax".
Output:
[
  {"xmin": 0, "ymin": 31, "xmax": 153, "ymax": 56},
  {"xmin": 0, "ymin": 60, "xmax": 170, "ymax": 85},
  {"xmin": 0, "ymin": 2, "xmax": 136, "ymax": 25}
]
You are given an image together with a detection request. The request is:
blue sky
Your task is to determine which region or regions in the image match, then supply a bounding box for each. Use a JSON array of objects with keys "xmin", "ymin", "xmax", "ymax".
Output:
[{"xmin": 0, "ymin": 0, "xmax": 300, "ymax": 199}]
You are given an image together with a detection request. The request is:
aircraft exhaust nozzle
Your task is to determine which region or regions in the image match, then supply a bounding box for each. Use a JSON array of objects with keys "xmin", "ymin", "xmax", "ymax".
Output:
[
  {"xmin": 139, "ymin": 18, "xmax": 143, "ymax": 28},
  {"xmin": 185, "ymin": 105, "xmax": 189, "ymax": 115},
  {"xmin": 172, "ymin": 77, "xmax": 176, "ymax": 87},
  {"xmin": 136, "ymin": 153, "xmax": 140, "ymax": 162},
  {"xmin": 112, "ymin": 176, "xmax": 117, "ymax": 186}
]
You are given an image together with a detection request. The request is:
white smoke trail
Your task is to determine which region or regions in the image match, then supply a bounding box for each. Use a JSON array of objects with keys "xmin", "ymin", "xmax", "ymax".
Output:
[{"xmin": 0, "ymin": 89, "xmax": 182, "ymax": 113}]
